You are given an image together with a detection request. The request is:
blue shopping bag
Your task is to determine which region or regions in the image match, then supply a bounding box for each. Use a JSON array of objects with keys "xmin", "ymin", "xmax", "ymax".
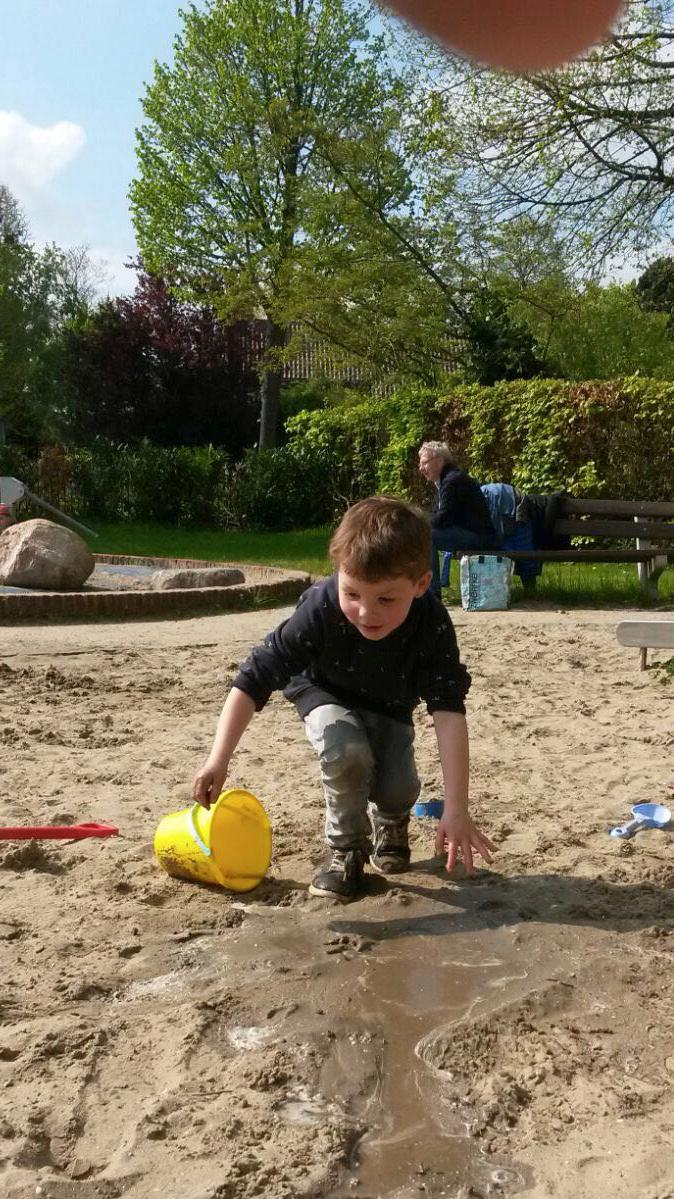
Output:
[{"xmin": 460, "ymin": 554, "xmax": 514, "ymax": 612}]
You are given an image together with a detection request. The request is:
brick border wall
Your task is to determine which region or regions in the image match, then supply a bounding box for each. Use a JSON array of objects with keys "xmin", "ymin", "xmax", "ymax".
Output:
[
  {"xmin": 94, "ymin": 555, "xmax": 300, "ymax": 576},
  {"xmin": 0, "ymin": 556, "xmax": 311, "ymax": 623}
]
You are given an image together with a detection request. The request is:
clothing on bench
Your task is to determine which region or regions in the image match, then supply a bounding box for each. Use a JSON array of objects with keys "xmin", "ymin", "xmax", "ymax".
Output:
[{"xmin": 513, "ymin": 491, "xmax": 570, "ymax": 551}]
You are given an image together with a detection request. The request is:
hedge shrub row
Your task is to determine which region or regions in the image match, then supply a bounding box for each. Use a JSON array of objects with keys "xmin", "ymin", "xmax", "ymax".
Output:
[
  {"xmin": 436, "ymin": 377, "xmax": 674, "ymax": 500},
  {"xmin": 5, "ymin": 378, "xmax": 673, "ymax": 529},
  {"xmin": 286, "ymin": 377, "xmax": 674, "ymax": 506},
  {"xmin": 3, "ymin": 441, "xmax": 343, "ymax": 531}
]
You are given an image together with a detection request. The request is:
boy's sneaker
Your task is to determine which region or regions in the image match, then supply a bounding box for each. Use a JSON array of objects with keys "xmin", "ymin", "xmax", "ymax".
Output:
[
  {"xmin": 370, "ymin": 817, "xmax": 411, "ymax": 875},
  {"xmin": 309, "ymin": 848, "xmax": 368, "ymax": 901}
]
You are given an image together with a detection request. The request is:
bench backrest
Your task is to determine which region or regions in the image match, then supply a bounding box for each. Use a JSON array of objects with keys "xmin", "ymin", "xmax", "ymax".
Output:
[{"xmin": 557, "ymin": 498, "xmax": 674, "ymax": 542}]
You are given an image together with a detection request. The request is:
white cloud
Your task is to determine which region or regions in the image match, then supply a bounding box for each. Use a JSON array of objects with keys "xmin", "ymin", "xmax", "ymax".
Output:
[{"xmin": 0, "ymin": 110, "xmax": 85, "ymax": 191}]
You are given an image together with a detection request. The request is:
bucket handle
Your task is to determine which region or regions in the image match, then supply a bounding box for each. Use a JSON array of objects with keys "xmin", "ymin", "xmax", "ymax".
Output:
[{"xmin": 188, "ymin": 805, "xmax": 212, "ymax": 857}]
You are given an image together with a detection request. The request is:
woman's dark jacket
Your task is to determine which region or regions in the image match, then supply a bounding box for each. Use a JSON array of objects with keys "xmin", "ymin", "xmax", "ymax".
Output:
[{"xmin": 431, "ymin": 466, "xmax": 497, "ymax": 539}]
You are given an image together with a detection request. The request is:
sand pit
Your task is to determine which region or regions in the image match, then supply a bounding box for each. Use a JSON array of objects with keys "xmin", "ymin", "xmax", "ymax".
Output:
[{"xmin": 1, "ymin": 605, "xmax": 674, "ymax": 1198}]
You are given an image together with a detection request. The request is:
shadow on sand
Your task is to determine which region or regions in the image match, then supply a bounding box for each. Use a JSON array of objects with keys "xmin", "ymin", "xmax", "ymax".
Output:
[{"xmin": 326, "ymin": 856, "xmax": 674, "ymax": 941}]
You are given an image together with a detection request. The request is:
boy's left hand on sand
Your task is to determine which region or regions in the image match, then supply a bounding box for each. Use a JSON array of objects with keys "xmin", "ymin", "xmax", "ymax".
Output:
[{"xmin": 435, "ymin": 812, "xmax": 495, "ymax": 875}]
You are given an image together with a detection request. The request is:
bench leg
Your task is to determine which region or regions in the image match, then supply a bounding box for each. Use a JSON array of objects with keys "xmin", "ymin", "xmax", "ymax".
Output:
[
  {"xmin": 643, "ymin": 574, "xmax": 658, "ymax": 601},
  {"xmin": 637, "ymin": 559, "xmax": 650, "ymax": 590},
  {"xmin": 642, "ymin": 558, "xmax": 667, "ymax": 602},
  {"xmin": 636, "ymin": 525, "xmax": 651, "ymax": 591},
  {"xmin": 636, "ymin": 526, "xmax": 667, "ymax": 600}
]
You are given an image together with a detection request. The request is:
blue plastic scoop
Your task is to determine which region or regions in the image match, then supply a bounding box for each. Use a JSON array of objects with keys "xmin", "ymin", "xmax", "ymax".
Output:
[
  {"xmin": 413, "ymin": 799, "xmax": 444, "ymax": 820},
  {"xmin": 609, "ymin": 803, "xmax": 672, "ymax": 839}
]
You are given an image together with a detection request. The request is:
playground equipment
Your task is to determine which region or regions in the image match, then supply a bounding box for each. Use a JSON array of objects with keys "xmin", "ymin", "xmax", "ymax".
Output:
[{"xmin": 0, "ymin": 476, "xmax": 97, "ymax": 539}]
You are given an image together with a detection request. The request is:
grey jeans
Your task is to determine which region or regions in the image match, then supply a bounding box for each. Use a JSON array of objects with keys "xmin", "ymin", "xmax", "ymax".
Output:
[{"xmin": 303, "ymin": 704, "xmax": 421, "ymax": 852}]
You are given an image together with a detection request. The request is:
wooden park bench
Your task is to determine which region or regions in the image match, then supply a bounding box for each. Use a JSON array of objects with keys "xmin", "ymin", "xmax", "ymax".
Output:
[
  {"xmin": 617, "ymin": 619, "xmax": 674, "ymax": 671},
  {"xmin": 444, "ymin": 497, "xmax": 674, "ymax": 600}
]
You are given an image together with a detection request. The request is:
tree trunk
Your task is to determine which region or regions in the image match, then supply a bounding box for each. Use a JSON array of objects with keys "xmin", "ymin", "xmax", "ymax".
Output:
[{"xmin": 258, "ymin": 320, "xmax": 286, "ymax": 449}]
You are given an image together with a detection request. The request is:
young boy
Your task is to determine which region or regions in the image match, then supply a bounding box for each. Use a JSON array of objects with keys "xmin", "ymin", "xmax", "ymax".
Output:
[{"xmin": 192, "ymin": 496, "xmax": 494, "ymax": 900}]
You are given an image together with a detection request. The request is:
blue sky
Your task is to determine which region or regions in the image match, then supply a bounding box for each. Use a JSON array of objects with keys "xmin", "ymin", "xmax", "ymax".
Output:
[{"xmin": 1, "ymin": 0, "xmax": 182, "ymax": 295}]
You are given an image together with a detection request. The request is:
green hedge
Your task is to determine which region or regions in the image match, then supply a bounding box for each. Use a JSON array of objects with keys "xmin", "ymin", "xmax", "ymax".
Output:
[
  {"xmin": 437, "ymin": 377, "xmax": 674, "ymax": 499},
  {"xmin": 286, "ymin": 385, "xmax": 443, "ymax": 500},
  {"xmin": 68, "ymin": 444, "xmax": 232, "ymax": 525},
  {"xmin": 3, "ymin": 440, "xmax": 343, "ymax": 531},
  {"xmin": 5, "ymin": 378, "xmax": 673, "ymax": 530},
  {"xmin": 286, "ymin": 377, "xmax": 674, "ymax": 505},
  {"xmin": 222, "ymin": 444, "xmax": 342, "ymax": 529}
]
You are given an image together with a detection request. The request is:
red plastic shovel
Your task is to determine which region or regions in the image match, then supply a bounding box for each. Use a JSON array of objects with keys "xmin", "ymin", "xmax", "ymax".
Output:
[{"xmin": 0, "ymin": 823, "xmax": 119, "ymax": 840}]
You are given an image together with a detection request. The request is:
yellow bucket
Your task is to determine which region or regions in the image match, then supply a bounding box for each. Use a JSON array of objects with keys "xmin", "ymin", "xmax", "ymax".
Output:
[{"xmin": 153, "ymin": 788, "xmax": 272, "ymax": 891}]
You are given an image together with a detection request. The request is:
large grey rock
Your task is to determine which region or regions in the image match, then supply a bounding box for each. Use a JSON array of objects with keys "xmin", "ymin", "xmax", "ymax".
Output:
[
  {"xmin": 149, "ymin": 567, "xmax": 245, "ymax": 591},
  {"xmin": 0, "ymin": 519, "xmax": 94, "ymax": 590}
]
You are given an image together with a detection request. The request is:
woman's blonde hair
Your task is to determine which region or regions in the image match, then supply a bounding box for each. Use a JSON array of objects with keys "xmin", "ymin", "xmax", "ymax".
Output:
[{"xmin": 419, "ymin": 440, "xmax": 455, "ymax": 465}]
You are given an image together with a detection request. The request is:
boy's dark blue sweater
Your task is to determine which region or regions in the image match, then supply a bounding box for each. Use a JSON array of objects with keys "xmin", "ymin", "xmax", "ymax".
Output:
[{"xmin": 233, "ymin": 575, "xmax": 471, "ymax": 725}]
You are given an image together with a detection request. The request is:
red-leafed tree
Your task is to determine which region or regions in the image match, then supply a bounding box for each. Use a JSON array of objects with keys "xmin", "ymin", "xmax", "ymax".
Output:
[{"xmin": 59, "ymin": 265, "xmax": 261, "ymax": 450}]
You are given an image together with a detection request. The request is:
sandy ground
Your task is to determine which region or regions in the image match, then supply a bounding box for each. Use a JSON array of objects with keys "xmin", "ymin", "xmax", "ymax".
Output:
[{"xmin": 1, "ymin": 602, "xmax": 674, "ymax": 1199}]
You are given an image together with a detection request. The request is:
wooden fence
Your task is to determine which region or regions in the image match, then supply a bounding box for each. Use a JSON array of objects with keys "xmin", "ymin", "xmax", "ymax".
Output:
[{"xmin": 234, "ymin": 320, "xmax": 465, "ymax": 388}]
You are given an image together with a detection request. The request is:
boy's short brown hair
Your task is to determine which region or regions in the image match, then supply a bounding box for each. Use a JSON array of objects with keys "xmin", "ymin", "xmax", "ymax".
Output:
[{"xmin": 329, "ymin": 496, "xmax": 431, "ymax": 582}]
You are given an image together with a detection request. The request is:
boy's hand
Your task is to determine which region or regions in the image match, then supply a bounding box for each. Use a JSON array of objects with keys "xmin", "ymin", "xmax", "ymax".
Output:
[
  {"xmin": 191, "ymin": 759, "xmax": 228, "ymax": 809},
  {"xmin": 435, "ymin": 810, "xmax": 495, "ymax": 875}
]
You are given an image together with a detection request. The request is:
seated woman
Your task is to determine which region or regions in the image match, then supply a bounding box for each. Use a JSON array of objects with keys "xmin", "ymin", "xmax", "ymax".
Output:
[{"xmin": 417, "ymin": 442, "xmax": 499, "ymax": 597}]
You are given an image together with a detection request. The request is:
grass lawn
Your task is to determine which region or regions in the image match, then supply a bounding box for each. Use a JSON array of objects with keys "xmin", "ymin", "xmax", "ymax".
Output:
[
  {"xmin": 90, "ymin": 521, "xmax": 334, "ymax": 577},
  {"xmin": 87, "ymin": 521, "xmax": 674, "ymax": 607},
  {"xmin": 473, "ymin": 560, "xmax": 674, "ymax": 608}
]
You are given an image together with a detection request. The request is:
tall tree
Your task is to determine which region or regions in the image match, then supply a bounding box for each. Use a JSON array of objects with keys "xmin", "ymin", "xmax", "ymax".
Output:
[
  {"xmin": 636, "ymin": 255, "xmax": 674, "ymax": 330},
  {"xmin": 0, "ymin": 185, "xmax": 28, "ymax": 245},
  {"xmin": 438, "ymin": 0, "xmax": 674, "ymax": 269},
  {"xmin": 131, "ymin": 0, "xmax": 414, "ymax": 447},
  {"xmin": 0, "ymin": 185, "xmax": 102, "ymax": 446},
  {"xmin": 60, "ymin": 245, "xmax": 109, "ymax": 312},
  {"xmin": 0, "ymin": 242, "xmax": 66, "ymax": 443},
  {"xmin": 280, "ymin": 105, "xmax": 467, "ymax": 384}
]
